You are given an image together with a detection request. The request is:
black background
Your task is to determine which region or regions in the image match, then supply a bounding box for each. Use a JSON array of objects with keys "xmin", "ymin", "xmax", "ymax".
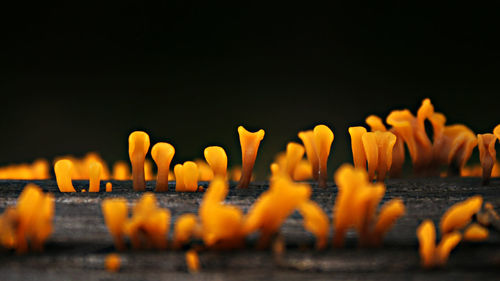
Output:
[{"xmin": 1, "ymin": 2, "xmax": 499, "ymax": 177}]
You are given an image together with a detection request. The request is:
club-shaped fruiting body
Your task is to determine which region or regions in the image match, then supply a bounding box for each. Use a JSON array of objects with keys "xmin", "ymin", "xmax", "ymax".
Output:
[
  {"xmin": 174, "ymin": 161, "xmax": 199, "ymax": 192},
  {"xmin": 186, "ymin": 249, "xmax": 200, "ymax": 273},
  {"xmin": 204, "ymin": 146, "xmax": 228, "ymax": 178},
  {"xmin": 0, "ymin": 184, "xmax": 54, "ymax": 253},
  {"xmin": 348, "ymin": 126, "xmax": 367, "ymax": 170},
  {"xmin": 199, "ymin": 177, "xmax": 244, "ymax": 248},
  {"xmin": 494, "ymin": 124, "xmax": 500, "ymax": 141},
  {"xmin": 128, "ymin": 131, "xmax": 150, "ymax": 191},
  {"xmin": 112, "ymin": 161, "xmax": 131, "ymax": 180},
  {"xmin": 102, "ymin": 198, "xmax": 128, "ymax": 250},
  {"xmin": 151, "ymin": 142, "xmax": 175, "ymax": 192},
  {"xmin": 463, "ymin": 223, "xmax": 489, "ymax": 241},
  {"xmin": 313, "ymin": 125, "xmax": 334, "ymax": 188},
  {"xmin": 417, "ymin": 220, "xmax": 462, "ymax": 268},
  {"xmin": 242, "ymin": 175, "xmax": 311, "ymax": 248},
  {"xmin": 432, "ymin": 125, "xmax": 477, "ymax": 175},
  {"xmin": 105, "ymin": 254, "xmax": 121, "ymax": 272},
  {"xmin": 237, "ymin": 126, "xmax": 265, "ymax": 188},
  {"xmin": 106, "ymin": 182, "xmax": 112, "ymax": 192},
  {"xmin": 362, "ymin": 131, "xmax": 397, "ymax": 182},
  {"xmin": 54, "ymin": 159, "xmax": 76, "ymax": 192},
  {"xmin": 0, "ymin": 159, "xmax": 50, "ymax": 180},
  {"xmin": 173, "ymin": 213, "xmax": 200, "ymax": 248},
  {"xmin": 88, "ymin": 161, "xmax": 102, "ymax": 192},
  {"xmin": 440, "ymin": 195, "xmax": 483, "ymax": 234},
  {"xmin": 297, "ymin": 200, "xmax": 329, "ymax": 249},
  {"xmin": 332, "ymin": 164, "xmax": 405, "ymax": 247},
  {"xmin": 298, "ymin": 130, "xmax": 319, "ymax": 180},
  {"xmin": 477, "ymin": 134, "xmax": 497, "ymax": 185},
  {"xmin": 284, "ymin": 142, "xmax": 305, "ymax": 178}
]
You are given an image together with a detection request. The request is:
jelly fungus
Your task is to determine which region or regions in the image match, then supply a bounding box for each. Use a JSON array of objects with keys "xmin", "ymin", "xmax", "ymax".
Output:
[
  {"xmin": 173, "ymin": 214, "xmax": 200, "ymax": 248},
  {"xmin": 477, "ymin": 134, "xmax": 497, "ymax": 185},
  {"xmin": 417, "ymin": 220, "xmax": 462, "ymax": 268},
  {"xmin": 463, "ymin": 223, "xmax": 489, "ymax": 241},
  {"xmin": 237, "ymin": 126, "xmax": 265, "ymax": 188},
  {"xmin": 54, "ymin": 159, "xmax": 76, "ymax": 192},
  {"xmin": 365, "ymin": 115, "xmax": 387, "ymax": 132},
  {"xmin": 229, "ymin": 166, "xmax": 243, "ymax": 182},
  {"xmin": 194, "ymin": 160, "xmax": 214, "ymax": 181},
  {"xmin": 297, "ymin": 200, "xmax": 329, "ymax": 249},
  {"xmin": 151, "ymin": 142, "xmax": 175, "ymax": 192},
  {"xmin": 386, "ymin": 99, "xmax": 436, "ymax": 174},
  {"xmin": 332, "ymin": 164, "xmax": 405, "ymax": 247},
  {"xmin": 284, "ymin": 142, "xmax": 305, "ymax": 178},
  {"xmin": 102, "ymin": 198, "xmax": 128, "ymax": 250},
  {"xmin": 199, "ymin": 178, "xmax": 244, "ymax": 248},
  {"xmin": 313, "ymin": 125, "xmax": 334, "ymax": 188},
  {"xmin": 105, "ymin": 253, "xmax": 121, "ymax": 272},
  {"xmin": 106, "ymin": 182, "xmax": 112, "ymax": 192},
  {"xmin": 362, "ymin": 131, "xmax": 397, "ymax": 182},
  {"xmin": 298, "ymin": 130, "xmax": 319, "ymax": 180},
  {"xmin": 432, "ymin": 125, "xmax": 477, "ymax": 176},
  {"xmin": 293, "ymin": 160, "xmax": 313, "ymax": 181},
  {"xmin": 186, "ymin": 249, "xmax": 200, "ymax": 273},
  {"xmin": 144, "ymin": 159, "xmax": 154, "ymax": 181},
  {"xmin": 125, "ymin": 193, "xmax": 171, "ymax": 249},
  {"xmin": 440, "ymin": 195, "xmax": 483, "ymax": 234},
  {"xmin": 128, "ymin": 131, "xmax": 150, "ymax": 191},
  {"xmin": 348, "ymin": 126, "xmax": 367, "ymax": 170},
  {"xmin": 204, "ymin": 146, "xmax": 228, "ymax": 178},
  {"xmin": 88, "ymin": 161, "xmax": 102, "ymax": 192},
  {"xmin": 0, "ymin": 184, "xmax": 54, "ymax": 253},
  {"xmin": 494, "ymin": 124, "xmax": 500, "ymax": 140},
  {"xmin": 174, "ymin": 161, "xmax": 199, "ymax": 192},
  {"xmin": 0, "ymin": 159, "xmax": 50, "ymax": 180},
  {"xmin": 112, "ymin": 161, "xmax": 131, "ymax": 180},
  {"xmin": 243, "ymin": 175, "xmax": 311, "ymax": 248}
]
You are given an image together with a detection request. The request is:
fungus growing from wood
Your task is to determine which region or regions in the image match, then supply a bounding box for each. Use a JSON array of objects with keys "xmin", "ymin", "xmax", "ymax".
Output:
[
  {"xmin": 173, "ymin": 214, "xmax": 200, "ymax": 249},
  {"xmin": 102, "ymin": 198, "xmax": 128, "ymax": 250},
  {"xmin": 237, "ymin": 126, "xmax": 265, "ymax": 188},
  {"xmin": 54, "ymin": 159, "xmax": 76, "ymax": 192},
  {"xmin": 348, "ymin": 126, "xmax": 367, "ymax": 170},
  {"xmin": 128, "ymin": 131, "xmax": 150, "ymax": 191},
  {"xmin": 293, "ymin": 160, "xmax": 313, "ymax": 181},
  {"xmin": 0, "ymin": 184, "xmax": 54, "ymax": 253},
  {"xmin": 361, "ymin": 131, "xmax": 396, "ymax": 181},
  {"xmin": 417, "ymin": 220, "xmax": 462, "ymax": 268},
  {"xmin": 284, "ymin": 142, "xmax": 305, "ymax": 178},
  {"xmin": 313, "ymin": 125, "xmax": 334, "ymax": 188},
  {"xmin": 432, "ymin": 125, "xmax": 477, "ymax": 176},
  {"xmin": 151, "ymin": 142, "xmax": 175, "ymax": 192},
  {"xmin": 204, "ymin": 146, "xmax": 228, "ymax": 178},
  {"xmin": 477, "ymin": 133, "xmax": 497, "ymax": 185},
  {"xmin": 243, "ymin": 175, "xmax": 311, "ymax": 248},
  {"xmin": 106, "ymin": 182, "xmax": 112, "ymax": 192},
  {"xmin": 174, "ymin": 161, "xmax": 199, "ymax": 192},
  {"xmin": 112, "ymin": 161, "xmax": 131, "ymax": 180},
  {"xmin": 440, "ymin": 195, "xmax": 483, "ymax": 234},
  {"xmin": 297, "ymin": 200, "xmax": 329, "ymax": 249},
  {"xmin": 463, "ymin": 223, "xmax": 489, "ymax": 242},
  {"xmin": 88, "ymin": 161, "xmax": 102, "ymax": 192},
  {"xmin": 332, "ymin": 164, "xmax": 405, "ymax": 247},
  {"xmin": 186, "ymin": 249, "xmax": 200, "ymax": 273},
  {"xmin": 298, "ymin": 130, "xmax": 319, "ymax": 180},
  {"xmin": 494, "ymin": 124, "xmax": 500, "ymax": 140},
  {"xmin": 105, "ymin": 253, "xmax": 121, "ymax": 272}
]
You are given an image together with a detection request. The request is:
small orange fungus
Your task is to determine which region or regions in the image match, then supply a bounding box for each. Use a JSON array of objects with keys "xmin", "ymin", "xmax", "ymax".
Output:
[
  {"xmin": 194, "ymin": 159, "xmax": 214, "ymax": 181},
  {"xmin": 186, "ymin": 249, "xmax": 200, "ymax": 273},
  {"xmin": 144, "ymin": 159, "xmax": 154, "ymax": 181},
  {"xmin": 102, "ymin": 198, "xmax": 128, "ymax": 250},
  {"xmin": 173, "ymin": 213, "xmax": 200, "ymax": 248},
  {"xmin": 151, "ymin": 142, "xmax": 175, "ymax": 192},
  {"xmin": 0, "ymin": 184, "xmax": 54, "ymax": 253},
  {"xmin": 298, "ymin": 130, "xmax": 319, "ymax": 180},
  {"xmin": 293, "ymin": 160, "xmax": 313, "ymax": 181},
  {"xmin": 112, "ymin": 161, "xmax": 131, "ymax": 180},
  {"xmin": 106, "ymin": 182, "xmax": 112, "ymax": 192},
  {"xmin": 0, "ymin": 159, "xmax": 50, "ymax": 180},
  {"xmin": 284, "ymin": 142, "xmax": 305, "ymax": 178},
  {"xmin": 332, "ymin": 164, "xmax": 405, "ymax": 247},
  {"xmin": 432, "ymin": 125, "xmax": 477, "ymax": 176},
  {"xmin": 463, "ymin": 223, "xmax": 489, "ymax": 241},
  {"xmin": 199, "ymin": 178, "xmax": 244, "ymax": 248},
  {"xmin": 348, "ymin": 126, "xmax": 367, "ymax": 170},
  {"xmin": 204, "ymin": 146, "xmax": 228, "ymax": 178},
  {"xmin": 174, "ymin": 161, "xmax": 199, "ymax": 192},
  {"xmin": 297, "ymin": 200, "xmax": 329, "ymax": 249},
  {"xmin": 237, "ymin": 126, "xmax": 265, "ymax": 188},
  {"xmin": 243, "ymin": 175, "xmax": 311, "ymax": 247},
  {"xmin": 362, "ymin": 131, "xmax": 397, "ymax": 181},
  {"xmin": 365, "ymin": 115, "xmax": 387, "ymax": 132},
  {"xmin": 440, "ymin": 195, "xmax": 483, "ymax": 234},
  {"xmin": 313, "ymin": 125, "xmax": 334, "ymax": 188},
  {"xmin": 494, "ymin": 124, "xmax": 500, "ymax": 140},
  {"xmin": 125, "ymin": 193, "xmax": 171, "ymax": 249},
  {"xmin": 477, "ymin": 133, "xmax": 497, "ymax": 185},
  {"xmin": 128, "ymin": 131, "xmax": 150, "ymax": 191},
  {"xmin": 105, "ymin": 253, "xmax": 121, "ymax": 272},
  {"xmin": 54, "ymin": 159, "xmax": 76, "ymax": 192},
  {"xmin": 417, "ymin": 220, "xmax": 462, "ymax": 268},
  {"xmin": 88, "ymin": 161, "xmax": 102, "ymax": 192}
]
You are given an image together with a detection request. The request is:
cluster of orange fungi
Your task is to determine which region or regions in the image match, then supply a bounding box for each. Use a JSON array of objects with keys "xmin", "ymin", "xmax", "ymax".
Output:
[
  {"xmin": 101, "ymin": 166, "xmax": 403, "ymax": 253},
  {"xmin": 0, "ymin": 184, "xmax": 54, "ymax": 253},
  {"xmin": 417, "ymin": 195, "xmax": 491, "ymax": 268}
]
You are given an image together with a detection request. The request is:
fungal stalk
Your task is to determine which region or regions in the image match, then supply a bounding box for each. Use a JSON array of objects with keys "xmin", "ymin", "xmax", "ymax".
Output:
[
  {"xmin": 477, "ymin": 133, "xmax": 497, "ymax": 185},
  {"xmin": 54, "ymin": 159, "xmax": 76, "ymax": 192},
  {"xmin": 88, "ymin": 161, "xmax": 102, "ymax": 192},
  {"xmin": 361, "ymin": 131, "xmax": 396, "ymax": 181},
  {"xmin": 237, "ymin": 126, "xmax": 265, "ymax": 188},
  {"xmin": 204, "ymin": 146, "xmax": 228, "ymax": 178},
  {"xmin": 174, "ymin": 161, "xmax": 199, "ymax": 192},
  {"xmin": 151, "ymin": 142, "xmax": 175, "ymax": 192},
  {"xmin": 313, "ymin": 125, "xmax": 334, "ymax": 188},
  {"xmin": 128, "ymin": 131, "xmax": 150, "ymax": 191}
]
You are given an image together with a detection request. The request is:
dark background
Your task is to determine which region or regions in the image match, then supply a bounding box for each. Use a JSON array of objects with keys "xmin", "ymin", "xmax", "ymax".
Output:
[{"xmin": 1, "ymin": 2, "xmax": 499, "ymax": 177}]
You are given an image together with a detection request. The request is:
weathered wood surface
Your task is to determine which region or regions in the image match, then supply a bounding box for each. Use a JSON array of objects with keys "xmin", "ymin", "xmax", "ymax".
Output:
[{"xmin": 0, "ymin": 177, "xmax": 499, "ymax": 280}]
